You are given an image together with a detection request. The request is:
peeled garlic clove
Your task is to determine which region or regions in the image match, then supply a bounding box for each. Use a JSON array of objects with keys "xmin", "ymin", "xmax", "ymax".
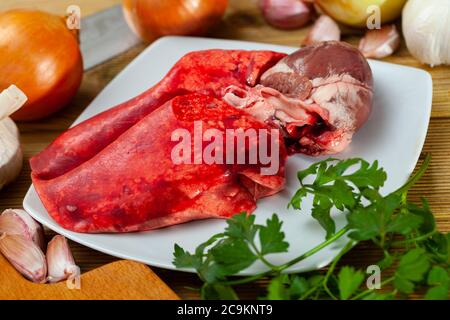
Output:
[
  {"xmin": 46, "ymin": 235, "xmax": 79, "ymax": 283},
  {"xmin": 303, "ymin": 15, "xmax": 340, "ymax": 45},
  {"xmin": 0, "ymin": 85, "xmax": 27, "ymax": 191},
  {"xmin": 0, "ymin": 85, "xmax": 27, "ymax": 120},
  {"xmin": 359, "ymin": 24, "xmax": 400, "ymax": 59},
  {"xmin": 0, "ymin": 209, "xmax": 46, "ymax": 250},
  {"xmin": 0, "ymin": 118, "xmax": 23, "ymax": 191},
  {"xmin": 260, "ymin": 0, "xmax": 313, "ymax": 30},
  {"xmin": 0, "ymin": 234, "xmax": 47, "ymax": 283}
]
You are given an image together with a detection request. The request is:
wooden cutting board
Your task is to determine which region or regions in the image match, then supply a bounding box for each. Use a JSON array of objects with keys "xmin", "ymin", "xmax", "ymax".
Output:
[
  {"xmin": 0, "ymin": 254, "xmax": 179, "ymax": 300},
  {"xmin": 0, "ymin": 0, "xmax": 449, "ymax": 299}
]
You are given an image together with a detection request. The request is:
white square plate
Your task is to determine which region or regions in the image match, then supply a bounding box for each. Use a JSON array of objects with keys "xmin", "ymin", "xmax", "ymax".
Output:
[{"xmin": 24, "ymin": 36, "xmax": 432, "ymax": 274}]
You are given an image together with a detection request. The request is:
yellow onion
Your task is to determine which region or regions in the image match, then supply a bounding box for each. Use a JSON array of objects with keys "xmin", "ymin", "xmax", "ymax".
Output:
[
  {"xmin": 0, "ymin": 10, "xmax": 83, "ymax": 121},
  {"xmin": 315, "ymin": 0, "xmax": 407, "ymax": 28},
  {"xmin": 123, "ymin": 0, "xmax": 229, "ymax": 42}
]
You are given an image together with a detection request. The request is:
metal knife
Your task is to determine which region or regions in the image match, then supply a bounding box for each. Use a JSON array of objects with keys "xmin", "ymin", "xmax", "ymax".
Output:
[{"xmin": 79, "ymin": 5, "xmax": 141, "ymax": 70}]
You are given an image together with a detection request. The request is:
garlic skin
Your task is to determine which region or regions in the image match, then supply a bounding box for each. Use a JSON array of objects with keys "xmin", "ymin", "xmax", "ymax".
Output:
[
  {"xmin": 0, "ymin": 209, "xmax": 46, "ymax": 250},
  {"xmin": 46, "ymin": 235, "xmax": 79, "ymax": 283},
  {"xmin": 260, "ymin": 0, "xmax": 313, "ymax": 29},
  {"xmin": 359, "ymin": 24, "xmax": 400, "ymax": 59},
  {"xmin": 0, "ymin": 85, "xmax": 27, "ymax": 191},
  {"xmin": 0, "ymin": 234, "xmax": 47, "ymax": 283},
  {"xmin": 0, "ymin": 118, "xmax": 23, "ymax": 190},
  {"xmin": 402, "ymin": 0, "xmax": 450, "ymax": 66},
  {"xmin": 303, "ymin": 15, "xmax": 340, "ymax": 45}
]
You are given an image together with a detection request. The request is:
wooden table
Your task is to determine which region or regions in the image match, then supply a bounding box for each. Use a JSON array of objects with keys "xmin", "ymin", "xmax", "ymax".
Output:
[{"xmin": 0, "ymin": 0, "xmax": 449, "ymax": 299}]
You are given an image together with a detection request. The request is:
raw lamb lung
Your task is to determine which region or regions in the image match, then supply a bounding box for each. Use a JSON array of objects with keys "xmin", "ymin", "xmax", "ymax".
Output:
[
  {"xmin": 32, "ymin": 94, "xmax": 286, "ymax": 233},
  {"xmin": 31, "ymin": 44, "xmax": 374, "ymax": 233},
  {"xmin": 30, "ymin": 50, "xmax": 286, "ymax": 180}
]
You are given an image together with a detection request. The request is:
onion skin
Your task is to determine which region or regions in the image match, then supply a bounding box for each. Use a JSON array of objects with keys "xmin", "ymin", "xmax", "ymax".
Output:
[
  {"xmin": 122, "ymin": 0, "xmax": 229, "ymax": 42},
  {"xmin": 0, "ymin": 10, "xmax": 83, "ymax": 121}
]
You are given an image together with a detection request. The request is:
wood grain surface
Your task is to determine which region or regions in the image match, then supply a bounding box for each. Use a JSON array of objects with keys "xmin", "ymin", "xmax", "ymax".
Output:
[
  {"xmin": 0, "ymin": 254, "xmax": 179, "ymax": 300},
  {"xmin": 0, "ymin": 0, "xmax": 449, "ymax": 299}
]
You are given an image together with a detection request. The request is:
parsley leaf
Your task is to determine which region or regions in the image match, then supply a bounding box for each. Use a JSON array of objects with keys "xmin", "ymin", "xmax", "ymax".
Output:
[
  {"xmin": 224, "ymin": 212, "xmax": 257, "ymax": 241},
  {"xmin": 259, "ymin": 214, "xmax": 289, "ymax": 255},
  {"xmin": 172, "ymin": 244, "xmax": 199, "ymax": 269},
  {"xmin": 173, "ymin": 155, "xmax": 449, "ymax": 301},
  {"xmin": 394, "ymin": 248, "xmax": 431, "ymax": 294},
  {"xmin": 211, "ymin": 238, "xmax": 257, "ymax": 274},
  {"xmin": 266, "ymin": 276, "xmax": 289, "ymax": 300},
  {"xmin": 201, "ymin": 283, "xmax": 238, "ymax": 300},
  {"xmin": 347, "ymin": 193, "xmax": 402, "ymax": 240},
  {"xmin": 338, "ymin": 266, "xmax": 365, "ymax": 300},
  {"xmin": 425, "ymin": 266, "xmax": 449, "ymax": 300},
  {"xmin": 291, "ymin": 158, "xmax": 388, "ymax": 238}
]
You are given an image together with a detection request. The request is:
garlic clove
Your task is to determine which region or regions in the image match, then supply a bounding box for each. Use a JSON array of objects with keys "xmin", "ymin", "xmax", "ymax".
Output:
[
  {"xmin": 46, "ymin": 235, "xmax": 79, "ymax": 283},
  {"xmin": 0, "ymin": 85, "xmax": 28, "ymax": 121},
  {"xmin": 303, "ymin": 15, "xmax": 340, "ymax": 46},
  {"xmin": 0, "ymin": 209, "xmax": 46, "ymax": 250},
  {"xmin": 0, "ymin": 117, "xmax": 23, "ymax": 191},
  {"xmin": 0, "ymin": 85, "xmax": 27, "ymax": 191},
  {"xmin": 260, "ymin": 0, "xmax": 313, "ymax": 30},
  {"xmin": 358, "ymin": 24, "xmax": 401, "ymax": 59},
  {"xmin": 0, "ymin": 234, "xmax": 47, "ymax": 283}
]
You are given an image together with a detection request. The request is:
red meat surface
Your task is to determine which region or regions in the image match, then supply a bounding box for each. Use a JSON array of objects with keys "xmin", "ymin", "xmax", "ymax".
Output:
[
  {"xmin": 32, "ymin": 94, "xmax": 286, "ymax": 233},
  {"xmin": 223, "ymin": 41, "xmax": 374, "ymax": 155},
  {"xmin": 31, "ymin": 50, "xmax": 286, "ymax": 180},
  {"xmin": 31, "ymin": 45, "xmax": 374, "ymax": 233}
]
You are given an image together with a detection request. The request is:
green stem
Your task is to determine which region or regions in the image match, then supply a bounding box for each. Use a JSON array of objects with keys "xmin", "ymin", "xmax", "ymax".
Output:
[
  {"xmin": 222, "ymin": 271, "xmax": 272, "ymax": 286},
  {"xmin": 323, "ymin": 240, "xmax": 355, "ymax": 300},
  {"xmin": 390, "ymin": 230, "xmax": 437, "ymax": 246},
  {"xmin": 299, "ymin": 284, "xmax": 321, "ymax": 300},
  {"xmin": 249, "ymin": 240, "xmax": 278, "ymax": 270},
  {"xmin": 350, "ymin": 276, "xmax": 395, "ymax": 300},
  {"xmin": 279, "ymin": 226, "xmax": 350, "ymax": 272},
  {"xmin": 221, "ymin": 226, "xmax": 350, "ymax": 286},
  {"xmin": 392, "ymin": 154, "xmax": 431, "ymax": 196}
]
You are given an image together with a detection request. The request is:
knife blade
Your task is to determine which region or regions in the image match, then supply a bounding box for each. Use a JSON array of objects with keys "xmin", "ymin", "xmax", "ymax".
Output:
[{"xmin": 79, "ymin": 5, "xmax": 141, "ymax": 70}]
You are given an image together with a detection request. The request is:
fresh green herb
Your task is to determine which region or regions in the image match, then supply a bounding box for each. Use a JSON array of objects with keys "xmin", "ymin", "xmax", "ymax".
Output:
[{"xmin": 173, "ymin": 154, "xmax": 449, "ymax": 300}]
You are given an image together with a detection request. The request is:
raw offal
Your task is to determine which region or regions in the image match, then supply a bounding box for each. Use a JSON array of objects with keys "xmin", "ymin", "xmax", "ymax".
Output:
[{"xmin": 32, "ymin": 94, "xmax": 286, "ymax": 232}]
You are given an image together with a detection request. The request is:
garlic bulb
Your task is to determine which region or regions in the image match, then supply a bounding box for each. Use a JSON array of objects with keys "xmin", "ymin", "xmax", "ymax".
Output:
[
  {"xmin": 402, "ymin": 0, "xmax": 450, "ymax": 66},
  {"xmin": 0, "ymin": 85, "xmax": 27, "ymax": 190}
]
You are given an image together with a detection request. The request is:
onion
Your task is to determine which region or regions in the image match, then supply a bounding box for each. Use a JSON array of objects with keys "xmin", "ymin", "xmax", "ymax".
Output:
[
  {"xmin": 122, "ymin": 0, "xmax": 229, "ymax": 42},
  {"xmin": 0, "ymin": 10, "xmax": 83, "ymax": 121},
  {"xmin": 315, "ymin": 0, "xmax": 407, "ymax": 28}
]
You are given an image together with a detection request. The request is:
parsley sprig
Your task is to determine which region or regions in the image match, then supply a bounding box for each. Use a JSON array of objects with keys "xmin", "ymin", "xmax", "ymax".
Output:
[{"xmin": 173, "ymin": 154, "xmax": 449, "ymax": 300}]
